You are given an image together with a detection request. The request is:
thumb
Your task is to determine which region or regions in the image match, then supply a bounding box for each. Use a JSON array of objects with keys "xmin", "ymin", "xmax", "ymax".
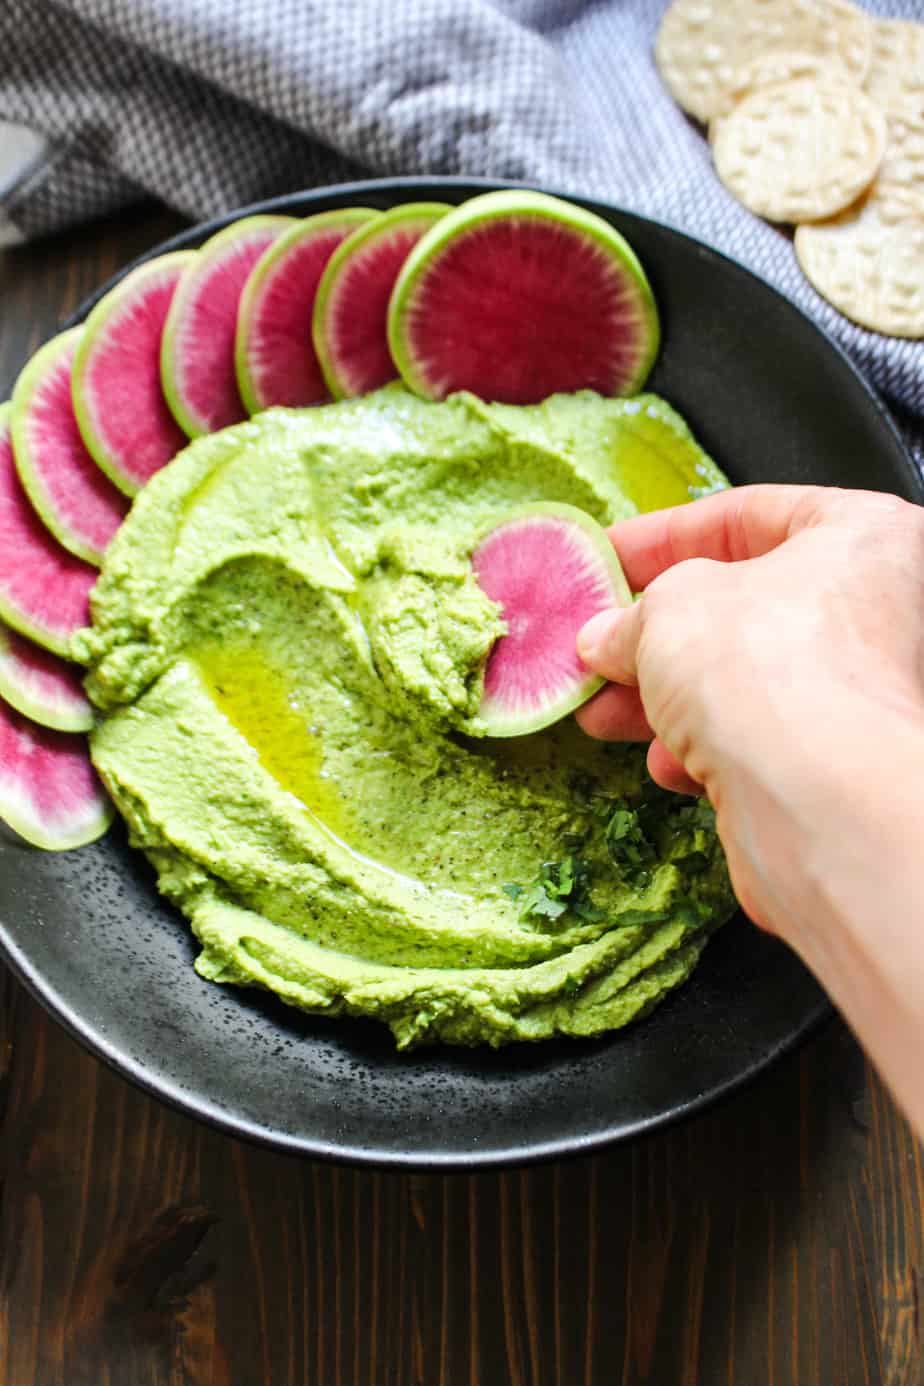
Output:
[{"xmin": 576, "ymin": 602, "xmax": 644, "ymax": 685}]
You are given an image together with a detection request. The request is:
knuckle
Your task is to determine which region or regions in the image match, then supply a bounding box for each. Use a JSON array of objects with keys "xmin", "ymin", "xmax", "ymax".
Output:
[
  {"xmin": 825, "ymin": 488, "xmax": 915, "ymax": 529},
  {"xmin": 861, "ymin": 492, "xmax": 915, "ymax": 528},
  {"xmin": 643, "ymin": 556, "xmax": 723, "ymax": 612}
]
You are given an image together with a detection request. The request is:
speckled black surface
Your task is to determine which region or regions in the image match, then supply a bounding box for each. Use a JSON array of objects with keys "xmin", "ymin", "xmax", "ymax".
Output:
[{"xmin": 0, "ymin": 179, "xmax": 918, "ymax": 1170}]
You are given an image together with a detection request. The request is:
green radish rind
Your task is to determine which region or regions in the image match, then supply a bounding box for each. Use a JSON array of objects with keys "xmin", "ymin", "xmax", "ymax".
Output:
[
  {"xmin": 387, "ymin": 190, "xmax": 661, "ymax": 402},
  {"xmin": 313, "ymin": 202, "xmax": 452, "ymax": 400},
  {"xmin": 72, "ymin": 250, "xmax": 198, "ymax": 497},
  {"xmin": 10, "ymin": 326, "xmax": 110, "ymax": 568},
  {"xmin": 235, "ymin": 208, "xmax": 379, "ymax": 416},
  {"xmin": 0, "ymin": 595, "xmax": 87, "ymax": 661},
  {"xmin": 0, "ymin": 673, "xmax": 93, "ymax": 733},
  {"xmin": 160, "ymin": 215, "xmax": 297, "ymax": 439},
  {"xmin": 0, "ymin": 624, "xmax": 93, "ymax": 732},
  {"xmin": 473, "ymin": 501, "xmax": 632, "ymax": 738},
  {"xmin": 0, "ymin": 789, "xmax": 114, "ymax": 852},
  {"xmin": 0, "ymin": 596, "xmax": 73, "ymax": 658}
]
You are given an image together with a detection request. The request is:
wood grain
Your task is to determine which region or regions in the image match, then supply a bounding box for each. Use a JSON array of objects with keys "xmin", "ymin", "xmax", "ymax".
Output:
[{"xmin": 1, "ymin": 208, "xmax": 923, "ymax": 1386}]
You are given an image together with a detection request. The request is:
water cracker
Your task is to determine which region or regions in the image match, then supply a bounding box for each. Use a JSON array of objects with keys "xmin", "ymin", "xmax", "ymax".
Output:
[
  {"xmin": 864, "ymin": 19, "xmax": 924, "ymax": 114},
  {"xmin": 712, "ymin": 76, "xmax": 886, "ymax": 223},
  {"xmin": 655, "ymin": 0, "xmax": 873, "ymax": 123},
  {"xmin": 795, "ymin": 192, "xmax": 924, "ymax": 337}
]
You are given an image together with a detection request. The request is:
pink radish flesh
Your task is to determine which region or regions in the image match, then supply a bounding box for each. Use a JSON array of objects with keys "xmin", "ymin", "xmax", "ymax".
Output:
[
  {"xmin": 243, "ymin": 226, "xmax": 360, "ymax": 409},
  {"xmin": 0, "ymin": 410, "xmax": 96, "ymax": 653},
  {"xmin": 473, "ymin": 514, "xmax": 619, "ymax": 726},
  {"xmin": 16, "ymin": 335, "xmax": 129, "ymax": 559},
  {"xmin": 0, "ymin": 699, "xmax": 110, "ymax": 848},
  {"xmin": 0, "ymin": 623, "xmax": 91, "ymax": 728},
  {"xmin": 404, "ymin": 218, "xmax": 651, "ymax": 404},
  {"xmin": 170, "ymin": 225, "xmax": 288, "ymax": 432},
  {"xmin": 78, "ymin": 260, "xmax": 189, "ymax": 489},
  {"xmin": 324, "ymin": 224, "xmax": 436, "ymax": 396}
]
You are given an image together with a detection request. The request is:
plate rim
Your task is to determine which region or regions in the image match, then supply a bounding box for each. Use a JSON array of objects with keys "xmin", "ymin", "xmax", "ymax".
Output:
[
  {"xmin": 0, "ymin": 175, "xmax": 915, "ymax": 1169},
  {"xmin": 0, "ymin": 915, "xmax": 833, "ymax": 1169}
]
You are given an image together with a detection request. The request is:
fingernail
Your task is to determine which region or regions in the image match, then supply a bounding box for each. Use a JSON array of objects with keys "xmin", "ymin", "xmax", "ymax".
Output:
[{"xmin": 576, "ymin": 609, "xmax": 618, "ymax": 662}]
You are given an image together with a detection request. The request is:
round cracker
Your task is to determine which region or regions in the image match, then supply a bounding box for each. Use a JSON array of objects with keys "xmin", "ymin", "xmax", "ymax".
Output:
[
  {"xmin": 814, "ymin": 120, "xmax": 924, "ymax": 227},
  {"xmin": 864, "ymin": 19, "xmax": 924, "ymax": 114},
  {"xmin": 709, "ymin": 52, "xmax": 850, "ymax": 146},
  {"xmin": 795, "ymin": 196, "xmax": 924, "ymax": 338},
  {"xmin": 655, "ymin": 0, "xmax": 874, "ymax": 124},
  {"xmin": 876, "ymin": 99, "xmax": 924, "ymax": 208},
  {"xmin": 712, "ymin": 76, "xmax": 886, "ymax": 223},
  {"xmin": 731, "ymin": 49, "xmax": 850, "ymax": 101},
  {"xmin": 869, "ymin": 185, "xmax": 924, "ymax": 230}
]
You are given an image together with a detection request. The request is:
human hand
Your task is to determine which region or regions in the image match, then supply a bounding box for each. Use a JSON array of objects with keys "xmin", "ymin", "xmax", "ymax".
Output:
[
  {"xmin": 575, "ymin": 482, "xmax": 924, "ymax": 1137},
  {"xmin": 575, "ymin": 485, "xmax": 924, "ymax": 938}
]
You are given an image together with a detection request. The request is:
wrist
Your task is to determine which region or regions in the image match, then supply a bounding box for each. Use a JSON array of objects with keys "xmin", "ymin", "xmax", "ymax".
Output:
[
  {"xmin": 752, "ymin": 703, "xmax": 924, "ymax": 1138},
  {"xmin": 713, "ymin": 690, "xmax": 924, "ymax": 947}
]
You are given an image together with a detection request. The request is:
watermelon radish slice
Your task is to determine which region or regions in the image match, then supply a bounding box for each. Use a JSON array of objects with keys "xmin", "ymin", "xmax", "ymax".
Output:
[
  {"xmin": 0, "ymin": 621, "xmax": 92, "ymax": 732},
  {"xmin": 0, "ymin": 698, "xmax": 111, "ymax": 850},
  {"xmin": 161, "ymin": 215, "xmax": 295, "ymax": 437},
  {"xmin": 71, "ymin": 251, "xmax": 196, "ymax": 496},
  {"xmin": 10, "ymin": 329, "xmax": 130, "ymax": 567},
  {"xmin": 0, "ymin": 404, "xmax": 97, "ymax": 657},
  {"xmin": 388, "ymin": 190, "xmax": 660, "ymax": 405},
  {"xmin": 235, "ymin": 208, "xmax": 377, "ymax": 413},
  {"xmin": 313, "ymin": 203, "xmax": 450, "ymax": 399},
  {"xmin": 471, "ymin": 502, "xmax": 632, "ymax": 737}
]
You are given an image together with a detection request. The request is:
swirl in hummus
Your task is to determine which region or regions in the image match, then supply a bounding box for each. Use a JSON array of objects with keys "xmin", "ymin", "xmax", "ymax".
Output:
[{"xmin": 75, "ymin": 385, "xmax": 735, "ymax": 1048}]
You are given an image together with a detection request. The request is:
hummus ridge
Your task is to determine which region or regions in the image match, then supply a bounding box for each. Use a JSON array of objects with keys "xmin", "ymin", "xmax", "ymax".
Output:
[{"xmin": 75, "ymin": 386, "xmax": 735, "ymax": 1048}]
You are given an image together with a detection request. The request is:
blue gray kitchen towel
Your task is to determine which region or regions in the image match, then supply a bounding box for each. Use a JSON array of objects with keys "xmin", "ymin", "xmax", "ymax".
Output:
[{"xmin": 0, "ymin": 0, "xmax": 921, "ymax": 461}]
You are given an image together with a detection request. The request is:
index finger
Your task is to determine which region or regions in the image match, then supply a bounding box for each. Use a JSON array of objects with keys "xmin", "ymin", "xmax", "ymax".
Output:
[{"xmin": 608, "ymin": 483, "xmax": 826, "ymax": 590}]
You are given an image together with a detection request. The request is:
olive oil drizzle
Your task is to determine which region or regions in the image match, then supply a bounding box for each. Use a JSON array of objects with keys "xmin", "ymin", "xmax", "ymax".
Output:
[
  {"xmin": 198, "ymin": 646, "xmax": 350, "ymax": 829},
  {"xmin": 195, "ymin": 645, "xmax": 432, "ymax": 894}
]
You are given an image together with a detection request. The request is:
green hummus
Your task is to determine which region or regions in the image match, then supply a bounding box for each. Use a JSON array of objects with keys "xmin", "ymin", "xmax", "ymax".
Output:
[{"xmin": 75, "ymin": 385, "xmax": 735, "ymax": 1049}]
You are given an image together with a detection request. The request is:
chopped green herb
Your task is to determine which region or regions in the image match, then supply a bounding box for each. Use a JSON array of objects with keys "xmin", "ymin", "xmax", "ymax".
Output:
[
  {"xmin": 562, "ymin": 830, "xmax": 587, "ymax": 852},
  {"xmin": 604, "ymin": 806, "xmax": 657, "ymax": 884},
  {"xmin": 518, "ymin": 885, "xmax": 569, "ymax": 920},
  {"xmin": 665, "ymin": 798, "xmax": 716, "ymax": 867},
  {"xmin": 503, "ymin": 785, "xmax": 720, "ymax": 928},
  {"xmin": 554, "ymin": 856, "xmax": 575, "ymax": 895},
  {"xmin": 503, "ymin": 853, "xmax": 604, "ymax": 926},
  {"xmin": 572, "ymin": 899, "xmax": 607, "ymax": 923},
  {"xmin": 568, "ymin": 771, "xmax": 598, "ymax": 806}
]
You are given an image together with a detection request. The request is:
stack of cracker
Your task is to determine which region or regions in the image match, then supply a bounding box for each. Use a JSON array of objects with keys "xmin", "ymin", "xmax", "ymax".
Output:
[{"xmin": 655, "ymin": 0, "xmax": 924, "ymax": 339}]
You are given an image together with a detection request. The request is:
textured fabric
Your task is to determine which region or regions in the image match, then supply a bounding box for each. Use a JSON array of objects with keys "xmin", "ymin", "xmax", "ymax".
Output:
[{"xmin": 0, "ymin": 0, "xmax": 920, "ymax": 461}]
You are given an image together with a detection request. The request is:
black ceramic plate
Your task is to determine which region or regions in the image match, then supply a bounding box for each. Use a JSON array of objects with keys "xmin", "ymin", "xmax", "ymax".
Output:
[{"xmin": 0, "ymin": 179, "xmax": 918, "ymax": 1169}]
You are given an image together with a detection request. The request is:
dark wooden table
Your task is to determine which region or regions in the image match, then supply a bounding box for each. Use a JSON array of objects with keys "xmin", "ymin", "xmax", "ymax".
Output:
[{"xmin": 1, "ymin": 207, "xmax": 922, "ymax": 1386}]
